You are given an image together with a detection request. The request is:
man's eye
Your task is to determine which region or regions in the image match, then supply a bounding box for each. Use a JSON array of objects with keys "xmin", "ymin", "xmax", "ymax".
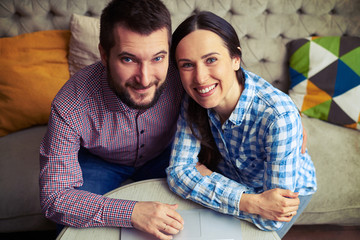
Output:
[
  {"xmin": 153, "ymin": 56, "xmax": 164, "ymax": 62},
  {"xmin": 206, "ymin": 57, "xmax": 217, "ymax": 64},
  {"xmin": 122, "ymin": 57, "xmax": 133, "ymax": 63}
]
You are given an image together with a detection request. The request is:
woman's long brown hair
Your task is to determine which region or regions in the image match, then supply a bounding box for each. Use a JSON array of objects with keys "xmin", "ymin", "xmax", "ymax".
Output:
[{"xmin": 171, "ymin": 11, "xmax": 245, "ymax": 171}]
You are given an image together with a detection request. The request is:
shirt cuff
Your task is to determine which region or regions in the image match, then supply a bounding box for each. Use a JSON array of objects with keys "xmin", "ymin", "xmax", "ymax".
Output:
[{"xmin": 103, "ymin": 198, "xmax": 137, "ymax": 227}]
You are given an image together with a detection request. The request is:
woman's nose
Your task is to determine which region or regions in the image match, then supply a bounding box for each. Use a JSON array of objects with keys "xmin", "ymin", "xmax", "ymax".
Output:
[{"xmin": 194, "ymin": 65, "xmax": 208, "ymax": 84}]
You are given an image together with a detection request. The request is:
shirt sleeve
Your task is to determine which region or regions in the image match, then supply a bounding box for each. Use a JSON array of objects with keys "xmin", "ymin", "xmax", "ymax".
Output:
[
  {"xmin": 167, "ymin": 97, "xmax": 304, "ymax": 232},
  {"xmin": 241, "ymin": 110, "xmax": 303, "ymax": 231},
  {"xmin": 39, "ymin": 105, "xmax": 136, "ymax": 228},
  {"xmin": 166, "ymin": 97, "xmax": 248, "ymax": 217}
]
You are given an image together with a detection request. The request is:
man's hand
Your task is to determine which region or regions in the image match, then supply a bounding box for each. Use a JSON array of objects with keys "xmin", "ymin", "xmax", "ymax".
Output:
[
  {"xmin": 131, "ymin": 201, "xmax": 184, "ymax": 240},
  {"xmin": 240, "ymin": 188, "xmax": 300, "ymax": 222}
]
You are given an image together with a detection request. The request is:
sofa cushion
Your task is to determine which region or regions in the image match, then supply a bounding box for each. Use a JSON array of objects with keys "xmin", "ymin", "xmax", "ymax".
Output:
[
  {"xmin": 287, "ymin": 36, "xmax": 360, "ymax": 130},
  {"xmin": 68, "ymin": 14, "xmax": 101, "ymax": 76},
  {"xmin": 0, "ymin": 30, "xmax": 71, "ymax": 137},
  {"xmin": 296, "ymin": 116, "xmax": 360, "ymax": 225}
]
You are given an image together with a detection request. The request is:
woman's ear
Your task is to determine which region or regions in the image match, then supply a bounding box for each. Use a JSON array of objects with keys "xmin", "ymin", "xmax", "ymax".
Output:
[{"xmin": 232, "ymin": 55, "xmax": 241, "ymax": 71}]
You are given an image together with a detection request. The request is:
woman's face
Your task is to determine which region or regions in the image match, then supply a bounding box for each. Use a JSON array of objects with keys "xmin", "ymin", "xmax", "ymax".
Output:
[{"xmin": 175, "ymin": 29, "xmax": 241, "ymax": 116}]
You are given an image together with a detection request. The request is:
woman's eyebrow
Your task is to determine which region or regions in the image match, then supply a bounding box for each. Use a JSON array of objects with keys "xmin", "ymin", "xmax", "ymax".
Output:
[
  {"xmin": 177, "ymin": 52, "xmax": 220, "ymax": 63},
  {"xmin": 201, "ymin": 52, "xmax": 219, "ymax": 59}
]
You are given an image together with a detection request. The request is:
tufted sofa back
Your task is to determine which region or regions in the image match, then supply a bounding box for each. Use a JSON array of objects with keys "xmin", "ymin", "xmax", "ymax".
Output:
[{"xmin": 1, "ymin": 0, "xmax": 359, "ymax": 91}]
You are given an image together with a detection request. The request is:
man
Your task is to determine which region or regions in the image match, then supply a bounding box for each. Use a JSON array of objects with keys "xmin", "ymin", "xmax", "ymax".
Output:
[{"xmin": 39, "ymin": 0, "xmax": 183, "ymax": 239}]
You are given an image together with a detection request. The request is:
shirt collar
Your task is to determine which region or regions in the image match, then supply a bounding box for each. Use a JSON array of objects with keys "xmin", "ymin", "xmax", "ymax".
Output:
[{"xmin": 208, "ymin": 69, "xmax": 256, "ymax": 126}]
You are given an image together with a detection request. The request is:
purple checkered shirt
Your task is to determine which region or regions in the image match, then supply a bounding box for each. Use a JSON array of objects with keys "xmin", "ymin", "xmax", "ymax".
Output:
[{"xmin": 39, "ymin": 61, "xmax": 183, "ymax": 228}]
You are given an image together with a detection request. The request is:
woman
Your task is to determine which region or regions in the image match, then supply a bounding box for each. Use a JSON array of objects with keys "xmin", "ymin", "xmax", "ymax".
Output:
[{"xmin": 166, "ymin": 11, "xmax": 317, "ymax": 238}]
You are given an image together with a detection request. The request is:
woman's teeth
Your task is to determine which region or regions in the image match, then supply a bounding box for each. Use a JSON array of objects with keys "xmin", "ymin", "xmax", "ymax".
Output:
[{"xmin": 197, "ymin": 84, "xmax": 215, "ymax": 94}]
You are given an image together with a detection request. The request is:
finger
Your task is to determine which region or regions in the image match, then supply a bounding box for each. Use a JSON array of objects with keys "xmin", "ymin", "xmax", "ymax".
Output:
[
  {"xmin": 284, "ymin": 211, "xmax": 297, "ymax": 221},
  {"xmin": 164, "ymin": 217, "xmax": 184, "ymax": 232},
  {"xmin": 276, "ymin": 211, "xmax": 297, "ymax": 222},
  {"xmin": 154, "ymin": 229, "xmax": 174, "ymax": 240},
  {"xmin": 280, "ymin": 209, "xmax": 298, "ymax": 218},
  {"xmin": 167, "ymin": 203, "xmax": 179, "ymax": 210},
  {"xmin": 284, "ymin": 205, "xmax": 299, "ymax": 213},
  {"xmin": 161, "ymin": 223, "xmax": 181, "ymax": 235},
  {"xmin": 283, "ymin": 197, "xmax": 300, "ymax": 208},
  {"xmin": 165, "ymin": 204, "xmax": 184, "ymax": 226},
  {"xmin": 279, "ymin": 189, "xmax": 299, "ymax": 199}
]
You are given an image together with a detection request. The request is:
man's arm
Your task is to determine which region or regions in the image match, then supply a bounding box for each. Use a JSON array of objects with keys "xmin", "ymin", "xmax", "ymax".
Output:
[
  {"xmin": 40, "ymin": 107, "xmax": 183, "ymax": 239},
  {"xmin": 39, "ymin": 106, "xmax": 135, "ymax": 228}
]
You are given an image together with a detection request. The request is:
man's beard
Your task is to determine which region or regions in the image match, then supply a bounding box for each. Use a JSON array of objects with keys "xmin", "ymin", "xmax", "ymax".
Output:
[{"xmin": 106, "ymin": 65, "xmax": 167, "ymax": 110}]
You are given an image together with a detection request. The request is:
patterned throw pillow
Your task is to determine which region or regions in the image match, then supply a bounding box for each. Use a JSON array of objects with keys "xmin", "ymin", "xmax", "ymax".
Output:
[{"xmin": 288, "ymin": 36, "xmax": 360, "ymax": 130}]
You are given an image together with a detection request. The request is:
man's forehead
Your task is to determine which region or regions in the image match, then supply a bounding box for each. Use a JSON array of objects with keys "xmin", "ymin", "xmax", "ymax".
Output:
[{"xmin": 113, "ymin": 24, "xmax": 169, "ymax": 54}]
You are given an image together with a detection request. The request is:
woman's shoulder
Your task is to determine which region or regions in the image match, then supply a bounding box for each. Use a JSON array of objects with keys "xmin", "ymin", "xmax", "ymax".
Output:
[{"xmin": 244, "ymin": 70, "xmax": 299, "ymax": 116}]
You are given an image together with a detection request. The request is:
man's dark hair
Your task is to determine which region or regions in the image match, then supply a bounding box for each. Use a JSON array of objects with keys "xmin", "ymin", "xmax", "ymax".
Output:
[{"xmin": 100, "ymin": 0, "xmax": 172, "ymax": 56}]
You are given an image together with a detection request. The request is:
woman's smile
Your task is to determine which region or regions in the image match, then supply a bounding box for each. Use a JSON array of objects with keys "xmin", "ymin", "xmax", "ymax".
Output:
[
  {"xmin": 196, "ymin": 83, "xmax": 217, "ymax": 95},
  {"xmin": 176, "ymin": 29, "xmax": 241, "ymax": 115}
]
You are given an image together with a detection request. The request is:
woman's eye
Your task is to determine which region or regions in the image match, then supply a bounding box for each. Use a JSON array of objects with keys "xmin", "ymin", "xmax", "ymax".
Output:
[
  {"xmin": 206, "ymin": 57, "xmax": 217, "ymax": 64},
  {"xmin": 180, "ymin": 62, "xmax": 193, "ymax": 68}
]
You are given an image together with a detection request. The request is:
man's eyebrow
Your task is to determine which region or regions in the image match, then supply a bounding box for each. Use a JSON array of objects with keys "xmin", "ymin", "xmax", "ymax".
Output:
[
  {"xmin": 177, "ymin": 52, "xmax": 220, "ymax": 62},
  {"xmin": 154, "ymin": 50, "xmax": 168, "ymax": 56},
  {"xmin": 118, "ymin": 50, "xmax": 168, "ymax": 58}
]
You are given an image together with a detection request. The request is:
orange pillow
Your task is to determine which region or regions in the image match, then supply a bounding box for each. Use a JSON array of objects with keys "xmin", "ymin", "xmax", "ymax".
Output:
[{"xmin": 0, "ymin": 30, "xmax": 71, "ymax": 136}]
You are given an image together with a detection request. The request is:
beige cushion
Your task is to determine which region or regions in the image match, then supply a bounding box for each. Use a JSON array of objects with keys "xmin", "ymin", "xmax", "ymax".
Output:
[
  {"xmin": 297, "ymin": 116, "xmax": 360, "ymax": 225},
  {"xmin": 68, "ymin": 14, "xmax": 101, "ymax": 76}
]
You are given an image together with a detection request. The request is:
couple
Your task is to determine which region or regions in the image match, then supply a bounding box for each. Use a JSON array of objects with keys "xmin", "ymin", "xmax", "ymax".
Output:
[{"xmin": 39, "ymin": 0, "xmax": 316, "ymax": 239}]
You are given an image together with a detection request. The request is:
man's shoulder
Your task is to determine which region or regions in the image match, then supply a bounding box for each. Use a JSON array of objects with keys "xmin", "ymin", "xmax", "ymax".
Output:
[{"xmin": 52, "ymin": 62, "xmax": 105, "ymax": 114}]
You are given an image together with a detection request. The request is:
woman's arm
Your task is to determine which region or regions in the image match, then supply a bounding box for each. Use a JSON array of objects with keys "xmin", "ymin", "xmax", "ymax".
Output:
[
  {"xmin": 167, "ymin": 99, "xmax": 248, "ymax": 216},
  {"xmin": 167, "ymin": 97, "xmax": 302, "ymax": 231},
  {"xmin": 196, "ymin": 162, "xmax": 299, "ymax": 222}
]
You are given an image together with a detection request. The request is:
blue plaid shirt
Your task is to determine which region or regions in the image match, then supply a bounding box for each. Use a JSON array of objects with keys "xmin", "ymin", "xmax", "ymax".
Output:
[{"xmin": 167, "ymin": 70, "xmax": 317, "ymax": 231}]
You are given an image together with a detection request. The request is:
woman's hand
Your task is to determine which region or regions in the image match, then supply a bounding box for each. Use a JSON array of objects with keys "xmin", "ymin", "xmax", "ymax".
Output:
[
  {"xmin": 240, "ymin": 188, "xmax": 300, "ymax": 222},
  {"xmin": 131, "ymin": 202, "xmax": 184, "ymax": 240}
]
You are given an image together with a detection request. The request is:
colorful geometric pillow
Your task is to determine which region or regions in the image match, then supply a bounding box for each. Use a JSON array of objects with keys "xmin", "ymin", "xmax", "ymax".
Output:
[{"xmin": 288, "ymin": 36, "xmax": 360, "ymax": 130}]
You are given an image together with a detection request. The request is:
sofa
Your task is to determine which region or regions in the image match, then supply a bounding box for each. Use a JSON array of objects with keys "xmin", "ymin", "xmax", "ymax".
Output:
[{"xmin": 1, "ymin": 0, "xmax": 359, "ymax": 234}]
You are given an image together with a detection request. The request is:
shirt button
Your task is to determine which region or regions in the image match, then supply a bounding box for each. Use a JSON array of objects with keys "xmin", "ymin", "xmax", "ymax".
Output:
[
  {"xmin": 139, "ymin": 155, "xmax": 143, "ymax": 159},
  {"xmin": 140, "ymin": 144, "xmax": 145, "ymax": 148},
  {"xmin": 140, "ymin": 130, "xmax": 144, "ymax": 134}
]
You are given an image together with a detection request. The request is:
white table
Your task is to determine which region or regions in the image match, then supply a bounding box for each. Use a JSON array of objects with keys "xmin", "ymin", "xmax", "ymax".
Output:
[{"xmin": 57, "ymin": 178, "xmax": 280, "ymax": 240}]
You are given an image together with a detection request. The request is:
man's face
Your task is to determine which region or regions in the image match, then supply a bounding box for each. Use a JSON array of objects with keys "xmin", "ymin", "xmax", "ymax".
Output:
[{"xmin": 100, "ymin": 25, "xmax": 170, "ymax": 109}]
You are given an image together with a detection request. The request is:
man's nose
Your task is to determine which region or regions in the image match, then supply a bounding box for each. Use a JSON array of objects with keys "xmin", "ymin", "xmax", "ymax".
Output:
[{"xmin": 137, "ymin": 63, "xmax": 152, "ymax": 87}]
